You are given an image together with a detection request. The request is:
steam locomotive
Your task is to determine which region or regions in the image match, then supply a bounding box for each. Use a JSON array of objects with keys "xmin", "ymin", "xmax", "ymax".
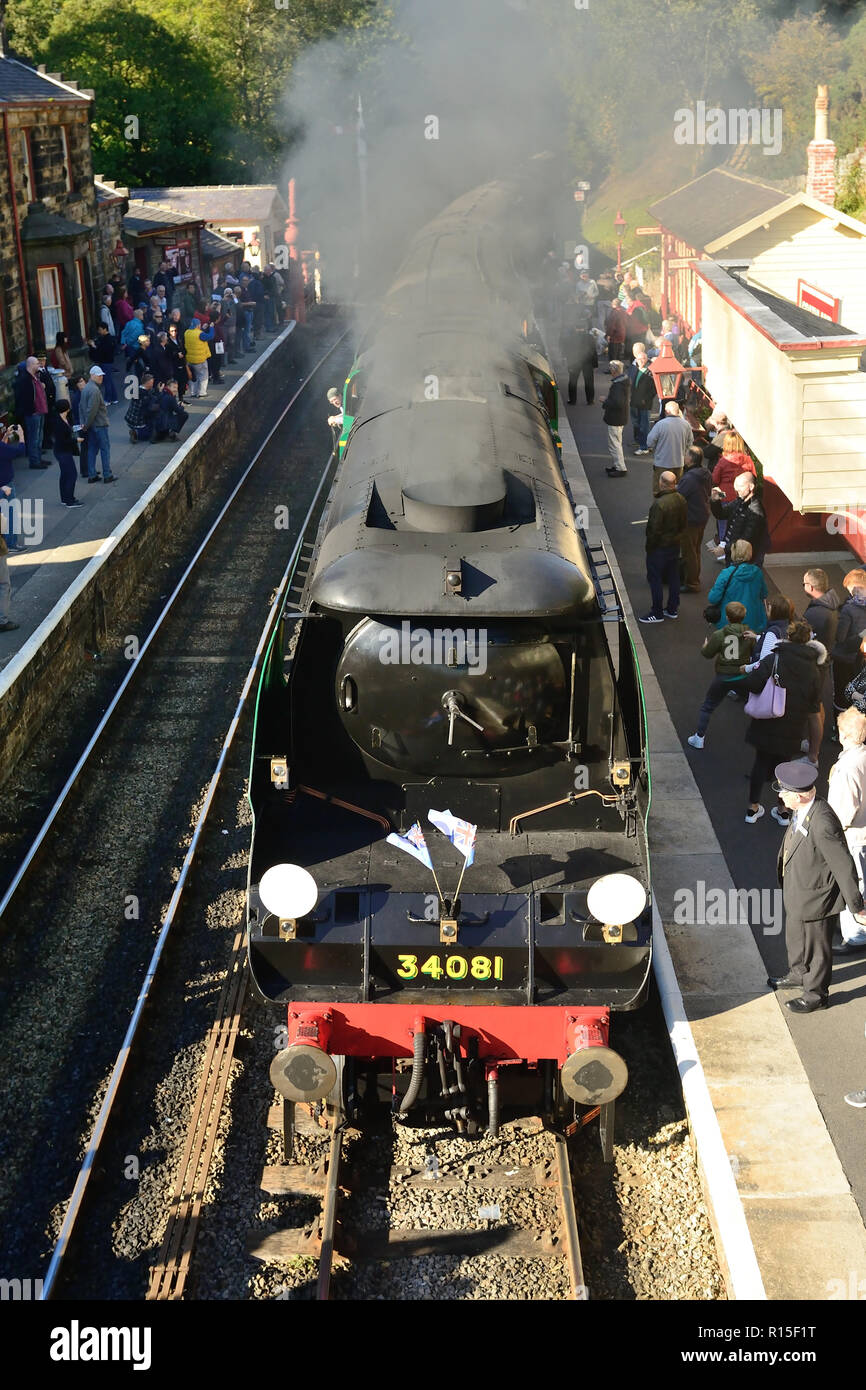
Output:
[{"xmin": 247, "ymin": 178, "xmax": 651, "ymax": 1155}]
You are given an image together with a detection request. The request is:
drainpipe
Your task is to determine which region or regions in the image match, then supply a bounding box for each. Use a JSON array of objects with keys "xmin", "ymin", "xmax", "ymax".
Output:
[{"xmin": 3, "ymin": 109, "xmax": 34, "ymax": 353}]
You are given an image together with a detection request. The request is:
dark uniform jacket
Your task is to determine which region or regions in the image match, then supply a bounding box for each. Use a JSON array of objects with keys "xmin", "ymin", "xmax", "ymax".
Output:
[
  {"xmin": 562, "ymin": 328, "xmax": 597, "ymax": 370},
  {"xmin": 777, "ymin": 797, "xmax": 863, "ymax": 922}
]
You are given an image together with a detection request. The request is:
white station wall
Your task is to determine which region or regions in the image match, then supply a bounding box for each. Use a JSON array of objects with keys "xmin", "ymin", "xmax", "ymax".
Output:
[{"xmin": 701, "ymin": 285, "xmax": 866, "ymax": 512}]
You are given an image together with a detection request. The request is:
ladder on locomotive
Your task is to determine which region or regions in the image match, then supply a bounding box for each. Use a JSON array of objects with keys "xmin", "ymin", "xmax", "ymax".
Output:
[
  {"xmin": 581, "ymin": 535, "xmax": 623, "ymax": 621},
  {"xmin": 281, "ymin": 538, "xmax": 316, "ymax": 673}
]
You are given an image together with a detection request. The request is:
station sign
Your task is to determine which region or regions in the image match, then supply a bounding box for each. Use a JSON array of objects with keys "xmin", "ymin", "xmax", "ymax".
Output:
[{"xmin": 797, "ymin": 279, "xmax": 841, "ymax": 323}]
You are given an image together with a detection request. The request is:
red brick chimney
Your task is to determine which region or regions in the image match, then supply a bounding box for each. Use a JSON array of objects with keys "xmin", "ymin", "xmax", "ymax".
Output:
[{"xmin": 806, "ymin": 85, "xmax": 836, "ymax": 205}]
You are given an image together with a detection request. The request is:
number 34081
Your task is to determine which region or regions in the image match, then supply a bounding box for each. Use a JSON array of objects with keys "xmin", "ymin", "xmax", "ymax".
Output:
[{"xmin": 396, "ymin": 953, "xmax": 504, "ymax": 981}]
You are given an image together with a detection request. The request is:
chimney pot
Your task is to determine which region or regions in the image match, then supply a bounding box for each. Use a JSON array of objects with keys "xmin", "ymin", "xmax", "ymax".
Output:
[{"xmin": 807, "ymin": 83, "xmax": 836, "ymax": 204}]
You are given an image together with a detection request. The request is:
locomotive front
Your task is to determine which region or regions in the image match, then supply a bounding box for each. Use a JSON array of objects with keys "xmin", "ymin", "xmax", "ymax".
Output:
[{"xmin": 246, "ymin": 189, "xmax": 650, "ymax": 1147}]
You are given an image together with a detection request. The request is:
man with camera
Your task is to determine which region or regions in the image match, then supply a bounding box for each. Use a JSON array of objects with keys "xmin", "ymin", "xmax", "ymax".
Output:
[{"xmin": 0, "ymin": 423, "xmax": 26, "ymax": 554}]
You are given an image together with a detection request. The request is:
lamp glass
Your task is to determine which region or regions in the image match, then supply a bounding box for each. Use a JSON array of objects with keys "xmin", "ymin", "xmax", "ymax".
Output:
[
  {"xmin": 259, "ymin": 863, "xmax": 318, "ymax": 920},
  {"xmin": 586, "ymin": 873, "xmax": 647, "ymax": 925}
]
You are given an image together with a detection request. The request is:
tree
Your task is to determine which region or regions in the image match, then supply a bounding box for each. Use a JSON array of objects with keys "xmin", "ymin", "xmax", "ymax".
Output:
[
  {"xmin": 40, "ymin": 0, "xmax": 228, "ymax": 185},
  {"xmin": 742, "ymin": 13, "xmax": 846, "ymax": 174}
]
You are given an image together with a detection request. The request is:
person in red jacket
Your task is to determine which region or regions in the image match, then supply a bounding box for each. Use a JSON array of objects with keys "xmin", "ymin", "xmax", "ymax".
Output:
[{"xmin": 710, "ymin": 430, "xmax": 757, "ymax": 556}]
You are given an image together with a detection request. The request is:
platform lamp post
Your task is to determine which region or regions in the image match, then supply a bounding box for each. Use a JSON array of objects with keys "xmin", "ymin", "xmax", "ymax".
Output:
[{"xmin": 614, "ymin": 209, "xmax": 627, "ymax": 274}]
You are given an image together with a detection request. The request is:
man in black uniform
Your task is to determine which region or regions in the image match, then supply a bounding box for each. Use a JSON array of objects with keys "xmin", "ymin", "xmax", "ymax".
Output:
[
  {"xmin": 768, "ymin": 761, "xmax": 866, "ymax": 1012},
  {"xmin": 559, "ymin": 296, "xmax": 597, "ymax": 405}
]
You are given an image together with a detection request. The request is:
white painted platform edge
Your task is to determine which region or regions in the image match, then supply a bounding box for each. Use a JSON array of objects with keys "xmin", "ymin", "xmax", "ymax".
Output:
[
  {"xmin": 0, "ymin": 322, "xmax": 296, "ymax": 700},
  {"xmin": 652, "ymin": 897, "xmax": 767, "ymax": 1300}
]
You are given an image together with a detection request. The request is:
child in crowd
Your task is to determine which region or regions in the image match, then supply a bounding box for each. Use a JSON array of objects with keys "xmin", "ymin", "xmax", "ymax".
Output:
[{"xmin": 687, "ymin": 601, "xmax": 756, "ymax": 749}]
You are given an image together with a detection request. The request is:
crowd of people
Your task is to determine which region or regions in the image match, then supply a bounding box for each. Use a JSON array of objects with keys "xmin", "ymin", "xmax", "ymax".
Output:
[
  {"xmin": 548, "ymin": 253, "xmax": 866, "ymax": 1102},
  {"xmin": 0, "ymin": 258, "xmax": 293, "ymax": 633}
]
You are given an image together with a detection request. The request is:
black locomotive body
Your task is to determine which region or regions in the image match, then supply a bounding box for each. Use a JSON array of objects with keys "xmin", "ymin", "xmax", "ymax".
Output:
[{"xmin": 247, "ymin": 179, "xmax": 651, "ymax": 1141}]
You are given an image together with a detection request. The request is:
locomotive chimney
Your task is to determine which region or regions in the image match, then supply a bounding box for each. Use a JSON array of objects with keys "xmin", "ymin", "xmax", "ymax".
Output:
[{"xmin": 806, "ymin": 85, "xmax": 836, "ymax": 206}]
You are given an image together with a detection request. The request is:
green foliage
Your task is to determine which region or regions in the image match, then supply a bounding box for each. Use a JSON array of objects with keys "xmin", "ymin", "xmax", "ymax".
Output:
[
  {"xmin": 3, "ymin": 0, "xmax": 389, "ymax": 180},
  {"xmin": 3, "ymin": 0, "xmax": 56, "ymax": 56},
  {"xmin": 4, "ymin": 0, "xmax": 866, "ymax": 222},
  {"xmin": 836, "ymin": 162, "xmax": 866, "ymax": 220}
]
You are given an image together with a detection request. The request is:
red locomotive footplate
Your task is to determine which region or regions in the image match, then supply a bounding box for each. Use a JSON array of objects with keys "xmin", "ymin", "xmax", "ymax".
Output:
[{"xmin": 284, "ymin": 1002, "xmax": 610, "ymax": 1064}]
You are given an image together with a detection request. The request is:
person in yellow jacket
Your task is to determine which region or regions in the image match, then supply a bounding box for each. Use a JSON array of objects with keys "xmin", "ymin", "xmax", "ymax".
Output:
[{"xmin": 184, "ymin": 321, "xmax": 214, "ymax": 399}]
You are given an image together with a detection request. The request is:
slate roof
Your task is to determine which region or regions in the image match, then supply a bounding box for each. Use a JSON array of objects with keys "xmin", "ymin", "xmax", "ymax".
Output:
[
  {"xmin": 130, "ymin": 185, "xmax": 286, "ymax": 222},
  {"xmin": 20, "ymin": 205, "xmax": 93, "ymax": 242},
  {"xmin": 0, "ymin": 56, "xmax": 91, "ymax": 104},
  {"xmin": 95, "ymin": 179, "xmax": 129, "ymax": 205},
  {"xmin": 695, "ymin": 261, "xmax": 863, "ymax": 346},
  {"xmin": 649, "ymin": 169, "xmax": 788, "ymax": 251},
  {"xmin": 123, "ymin": 200, "xmax": 204, "ymax": 236},
  {"xmin": 200, "ymin": 226, "xmax": 242, "ymax": 259},
  {"xmin": 729, "ymin": 272, "xmax": 857, "ymax": 339}
]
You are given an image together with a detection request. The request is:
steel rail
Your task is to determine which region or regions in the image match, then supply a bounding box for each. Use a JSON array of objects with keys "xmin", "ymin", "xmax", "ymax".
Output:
[
  {"xmin": 147, "ymin": 930, "xmax": 248, "ymax": 1300},
  {"xmin": 1, "ymin": 327, "xmax": 348, "ymax": 927},
  {"xmin": 38, "ymin": 333, "xmax": 347, "ymax": 1299},
  {"xmin": 553, "ymin": 1133, "xmax": 588, "ymax": 1300}
]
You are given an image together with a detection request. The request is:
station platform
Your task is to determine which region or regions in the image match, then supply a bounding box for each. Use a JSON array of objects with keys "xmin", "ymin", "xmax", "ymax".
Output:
[
  {"xmin": 555, "ymin": 353, "xmax": 866, "ymax": 1300},
  {"xmin": 0, "ymin": 331, "xmax": 288, "ymax": 669}
]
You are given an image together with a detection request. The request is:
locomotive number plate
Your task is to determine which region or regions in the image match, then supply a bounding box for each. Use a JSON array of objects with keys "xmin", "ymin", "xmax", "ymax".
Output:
[{"xmin": 395, "ymin": 952, "xmax": 505, "ymax": 983}]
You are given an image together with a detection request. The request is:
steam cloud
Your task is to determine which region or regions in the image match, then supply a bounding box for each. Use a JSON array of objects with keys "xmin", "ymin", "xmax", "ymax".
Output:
[{"xmin": 277, "ymin": 0, "xmax": 568, "ymax": 298}]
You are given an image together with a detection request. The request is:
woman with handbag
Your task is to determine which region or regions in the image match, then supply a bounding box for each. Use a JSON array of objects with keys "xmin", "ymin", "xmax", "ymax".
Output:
[
  {"xmin": 738, "ymin": 619, "xmax": 822, "ymax": 825},
  {"xmin": 704, "ymin": 539, "xmax": 767, "ymax": 631}
]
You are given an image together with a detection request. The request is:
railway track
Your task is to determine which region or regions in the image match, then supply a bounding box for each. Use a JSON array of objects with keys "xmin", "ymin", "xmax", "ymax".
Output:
[
  {"xmin": 0, "ymin": 321, "xmax": 353, "ymax": 1295},
  {"xmin": 251, "ymin": 1106, "xmax": 588, "ymax": 1300}
]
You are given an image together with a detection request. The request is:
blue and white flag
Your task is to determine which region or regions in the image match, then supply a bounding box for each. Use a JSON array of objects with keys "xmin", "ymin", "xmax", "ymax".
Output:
[
  {"xmin": 386, "ymin": 822, "xmax": 434, "ymax": 871},
  {"xmin": 427, "ymin": 808, "xmax": 477, "ymax": 866}
]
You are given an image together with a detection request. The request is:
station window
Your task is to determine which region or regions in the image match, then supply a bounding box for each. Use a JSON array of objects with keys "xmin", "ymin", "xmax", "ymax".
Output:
[
  {"xmin": 37, "ymin": 266, "xmax": 65, "ymax": 346},
  {"xmin": 74, "ymin": 258, "xmax": 87, "ymax": 338},
  {"xmin": 60, "ymin": 126, "xmax": 74, "ymax": 193},
  {"xmin": 20, "ymin": 130, "xmax": 35, "ymax": 200}
]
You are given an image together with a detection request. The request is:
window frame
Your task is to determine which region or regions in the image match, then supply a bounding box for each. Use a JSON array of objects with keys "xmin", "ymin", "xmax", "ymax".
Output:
[
  {"xmin": 60, "ymin": 126, "xmax": 74, "ymax": 194},
  {"xmin": 74, "ymin": 257, "xmax": 88, "ymax": 339},
  {"xmin": 36, "ymin": 264, "xmax": 67, "ymax": 348},
  {"xmin": 20, "ymin": 128, "xmax": 35, "ymax": 201}
]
